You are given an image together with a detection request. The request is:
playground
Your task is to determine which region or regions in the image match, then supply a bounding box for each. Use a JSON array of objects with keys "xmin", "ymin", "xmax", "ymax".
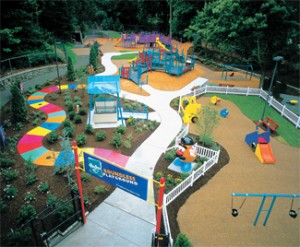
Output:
[{"xmin": 1, "ymin": 37, "xmax": 299, "ymax": 246}]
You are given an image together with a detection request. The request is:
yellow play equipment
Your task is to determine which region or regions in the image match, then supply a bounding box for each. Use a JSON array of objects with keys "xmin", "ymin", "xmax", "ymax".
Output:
[
  {"xmin": 128, "ymin": 57, "xmax": 138, "ymax": 63},
  {"xmin": 156, "ymin": 37, "xmax": 170, "ymax": 52},
  {"xmin": 179, "ymin": 96, "xmax": 201, "ymax": 124},
  {"xmin": 210, "ymin": 96, "xmax": 220, "ymax": 105}
]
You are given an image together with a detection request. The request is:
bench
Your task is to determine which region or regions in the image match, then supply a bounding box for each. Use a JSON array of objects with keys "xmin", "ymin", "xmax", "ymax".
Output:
[{"xmin": 262, "ymin": 117, "xmax": 279, "ymax": 132}]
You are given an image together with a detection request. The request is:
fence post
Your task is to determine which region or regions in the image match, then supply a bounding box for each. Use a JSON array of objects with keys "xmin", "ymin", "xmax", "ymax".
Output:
[
  {"xmin": 190, "ymin": 170, "xmax": 195, "ymax": 187},
  {"xmin": 296, "ymin": 118, "xmax": 300, "ymax": 128},
  {"xmin": 269, "ymin": 96, "xmax": 273, "ymax": 106},
  {"xmin": 226, "ymin": 86, "xmax": 228, "ymax": 94},
  {"xmin": 178, "ymin": 95, "xmax": 182, "ymax": 113},
  {"xmin": 281, "ymin": 105, "xmax": 285, "ymax": 116},
  {"xmin": 246, "ymin": 87, "xmax": 249, "ymax": 96}
]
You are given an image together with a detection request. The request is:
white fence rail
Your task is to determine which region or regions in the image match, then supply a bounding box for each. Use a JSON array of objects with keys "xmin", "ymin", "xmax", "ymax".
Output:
[
  {"xmin": 164, "ymin": 125, "xmax": 189, "ymax": 153},
  {"xmin": 192, "ymin": 85, "xmax": 300, "ymax": 128}
]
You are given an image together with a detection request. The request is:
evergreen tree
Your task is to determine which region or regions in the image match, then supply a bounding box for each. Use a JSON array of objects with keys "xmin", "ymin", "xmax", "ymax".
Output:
[
  {"xmin": 67, "ymin": 57, "xmax": 76, "ymax": 81},
  {"xmin": 10, "ymin": 82, "xmax": 28, "ymax": 123},
  {"xmin": 89, "ymin": 43, "xmax": 98, "ymax": 71}
]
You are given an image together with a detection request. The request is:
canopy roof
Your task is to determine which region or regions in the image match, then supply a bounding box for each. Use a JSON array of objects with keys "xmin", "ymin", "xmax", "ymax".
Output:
[{"xmin": 87, "ymin": 75, "xmax": 120, "ymax": 95}]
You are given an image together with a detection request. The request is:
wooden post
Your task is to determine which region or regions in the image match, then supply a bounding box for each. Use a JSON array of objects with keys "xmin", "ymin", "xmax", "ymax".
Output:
[{"xmin": 73, "ymin": 141, "xmax": 87, "ymax": 224}]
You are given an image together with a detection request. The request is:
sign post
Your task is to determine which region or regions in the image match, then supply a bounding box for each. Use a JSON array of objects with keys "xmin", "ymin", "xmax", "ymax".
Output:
[
  {"xmin": 155, "ymin": 177, "xmax": 165, "ymax": 234},
  {"xmin": 73, "ymin": 141, "xmax": 86, "ymax": 224}
]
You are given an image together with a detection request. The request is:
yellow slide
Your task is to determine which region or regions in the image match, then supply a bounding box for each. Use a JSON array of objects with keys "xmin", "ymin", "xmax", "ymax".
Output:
[
  {"xmin": 114, "ymin": 38, "xmax": 122, "ymax": 46},
  {"xmin": 156, "ymin": 37, "xmax": 170, "ymax": 52}
]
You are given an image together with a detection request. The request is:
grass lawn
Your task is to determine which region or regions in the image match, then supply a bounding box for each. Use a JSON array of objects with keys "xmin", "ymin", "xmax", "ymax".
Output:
[
  {"xmin": 112, "ymin": 53, "xmax": 138, "ymax": 60},
  {"xmin": 207, "ymin": 94, "xmax": 300, "ymax": 147}
]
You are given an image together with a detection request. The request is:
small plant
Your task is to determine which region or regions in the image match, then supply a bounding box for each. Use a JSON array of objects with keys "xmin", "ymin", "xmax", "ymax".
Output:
[
  {"xmin": 76, "ymin": 134, "xmax": 87, "ymax": 147},
  {"xmin": 84, "ymin": 195, "xmax": 90, "ymax": 206},
  {"xmin": 55, "ymin": 199, "xmax": 74, "ymax": 221},
  {"xmin": 111, "ymin": 133, "xmax": 122, "ymax": 148},
  {"xmin": 63, "ymin": 126, "xmax": 74, "ymax": 138},
  {"xmin": 69, "ymin": 111, "xmax": 76, "ymax": 120},
  {"xmin": 46, "ymin": 193, "xmax": 56, "ymax": 207},
  {"xmin": 123, "ymin": 140, "xmax": 131, "ymax": 149},
  {"xmin": 44, "ymin": 80, "xmax": 51, "ymax": 86},
  {"xmin": 94, "ymin": 185, "xmax": 109, "ymax": 195},
  {"xmin": 0, "ymin": 154, "xmax": 15, "ymax": 168},
  {"xmin": 0, "ymin": 196, "xmax": 7, "ymax": 212},
  {"xmin": 35, "ymin": 84, "xmax": 42, "ymax": 90},
  {"xmin": 1, "ymin": 168, "xmax": 19, "ymax": 182},
  {"xmin": 24, "ymin": 192, "xmax": 37, "ymax": 204},
  {"xmin": 14, "ymin": 122, "xmax": 23, "ymax": 131},
  {"xmin": 37, "ymin": 181, "xmax": 49, "ymax": 194},
  {"xmin": 126, "ymin": 117, "xmax": 136, "ymax": 126},
  {"xmin": 134, "ymin": 127, "xmax": 143, "ymax": 133},
  {"xmin": 26, "ymin": 173, "xmax": 39, "ymax": 185},
  {"xmin": 66, "ymin": 102, "xmax": 74, "ymax": 112},
  {"xmin": 3, "ymin": 119, "xmax": 12, "ymax": 128},
  {"xmin": 85, "ymin": 124, "xmax": 94, "ymax": 134},
  {"xmin": 17, "ymin": 204, "xmax": 37, "ymax": 223},
  {"xmin": 95, "ymin": 130, "xmax": 106, "ymax": 141},
  {"xmin": 78, "ymin": 108, "xmax": 87, "ymax": 115},
  {"xmin": 81, "ymin": 172, "xmax": 91, "ymax": 182},
  {"xmin": 5, "ymin": 226, "xmax": 32, "ymax": 246},
  {"xmin": 3, "ymin": 184, "xmax": 18, "ymax": 199},
  {"xmin": 166, "ymin": 174, "xmax": 175, "ymax": 187},
  {"xmin": 174, "ymin": 233, "xmax": 193, "ymax": 247},
  {"xmin": 116, "ymin": 125, "xmax": 126, "ymax": 134},
  {"xmin": 52, "ymin": 166, "xmax": 68, "ymax": 175},
  {"xmin": 47, "ymin": 131, "xmax": 60, "ymax": 144},
  {"xmin": 74, "ymin": 115, "xmax": 82, "ymax": 124},
  {"xmin": 62, "ymin": 119, "xmax": 73, "ymax": 127},
  {"xmin": 24, "ymin": 160, "xmax": 38, "ymax": 173},
  {"xmin": 32, "ymin": 118, "xmax": 39, "ymax": 126},
  {"xmin": 155, "ymin": 171, "xmax": 164, "ymax": 181},
  {"xmin": 164, "ymin": 149, "xmax": 177, "ymax": 162}
]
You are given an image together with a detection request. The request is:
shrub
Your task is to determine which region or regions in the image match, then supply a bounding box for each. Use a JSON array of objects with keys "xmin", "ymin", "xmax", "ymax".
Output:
[
  {"xmin": 85, "ymin": 124, "xmax": 94, "ymax": 134},
  {"xmin": 3, "ymin": 185, "xmax": 18, "ymax": 200},
  {"xmin": 55, "ymin": 200, "xmax": 74, "ymax": 221},
  {"xmin": 32, "ymin": 118, "xmax": 39, "ymax": 126},
  {"xmin": 34, "ymin": 84, "xmax": 42, "ymax": 90},
  {"xmin": 123, "ymin": 140, "xmax": 131, "ymax": 149},
  {"xmin": 52, "ymin": 166, "xmax": 68, "ymax": 175},
  {"xmin": 47, "ymin": 131, "xmax": 60, "ymax": 144},
  {"xmin": 76, "ymin": 134, "xmax": 87, "ymax": 147},
  {"xmin": 174, "ymin": 233, "xmax": 193, "ymax": 247},
  {"xmin": 81, "ymin": 172, "xmax": 91, "ymax": 182},
  {"xmin": 0, "ymin": 196, "xmax": 7, "ymax": 212},
  {"xmin": 63, "ymin": 126, "xmax": 74, "ymax": 138},
  {"xmin": 1, "ymin": 168, "xmax": 19, "ymax": 182},
  {"xmin": 95, "ymin": 130, "xmax": 106, "ymax": 141},
  {"xmin": 74, "ymin": 115, "xmax": 82, "ymax": 124},
  {"xmin": 94, "ymin": 185, "xmax": 109, "ymax": 195},
  {"xmin": 66, "ymin": 102, "xmax": 74, "ymax": 112},
  {"xmin": 24, "ymin": 160, "xmax": 38, "ymax": 173},
  {"xmin": 155, "ymin": 171, "xmax": 164, "ymax": 181},
  {"xmin": 5, "ymin": 226, "xmax": 32, "ymax": 246},
  {"xmin": 46, "ymin": 193, "xmax": 57, "ymax": 207},
  {"xmin": 37, "ymin": 181, "xmax": 49, "ymax": 194},
  {"xmin": 0, "ymin": 155, "xmax": 15, "ymax": 168},
  {"xmin": 14, "ymin": 122, "xmax": 23, "ymax": 131},
  {"xmin": 62, "ymin": 119, "xmax": 73, "ymax": 127},
  {"xmin": 126, "ymin": 117, "xmax": 136, "ymax": 126},
  {"xmin": 134, "ymin": 127, "xmax": 143, "ymax": 133},
  {"xmin": 111, "ymin": 133, "xmax": 122, "ymax": 148},
  {"xmin": 69, "ymin": 111, "xmax": 76, "ymax": 120},
  {"xmin": 49, "ymin": 93, "xmax": 59, "ymax": 101},
  {"xmin": 126, "ymin": 132, "xmax": 134, "ymax": 142},
  {"xmin": 166, "ymin": 174, "xmax": 175, "ymax": 187},
  {"xmin": 78, "ymin": 108, "xmax": 87, "ymax": 115},
  {"xmin": 24, "ymin": 192, "xmax": 37, "ymax": 204},
  {"xmin": 164, "ymin": 149, "xmax": 177, "ymax": 162},
  {"xmin": 3, "ymin": 119, "xmax": 12, "ymax": 128},
  {"xmin": 116, "ymin": 125, "xmax": 126, "ymax": 134},
  {"xmin": 17, "ymin": 204, "xmax": 37, "ymax": 223},
  {"xmin": 26, "ymin": 173, "xmax": 39, "ymax": 185}
]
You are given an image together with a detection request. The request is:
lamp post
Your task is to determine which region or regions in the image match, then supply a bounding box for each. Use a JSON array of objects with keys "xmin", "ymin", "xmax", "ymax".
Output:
[
  {"xmin": 54, "ymin": 40, "xmax": 62, "ymax": 93},
  {"xmin": 260, "ymin": 56, "xmax": 284, "ymax": 121}
]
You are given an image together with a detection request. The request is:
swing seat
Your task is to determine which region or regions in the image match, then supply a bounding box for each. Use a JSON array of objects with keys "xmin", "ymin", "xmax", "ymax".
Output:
[
  {"xmin": 232, "ymin": 208, "xmax": 239, "ymax": 217},
  {"xmin": 289, "ymin": 209, "xmax": 298, "ymax": 218}
]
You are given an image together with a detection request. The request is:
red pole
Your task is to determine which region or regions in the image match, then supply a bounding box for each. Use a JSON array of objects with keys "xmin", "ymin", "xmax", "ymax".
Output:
[
  {"xmin": 155, "ymin": 177, "xmax": 165, "ymax": 234},
  {"xmin": 73, "ymin": 141, "xmax": 87, "ymax": 224}
]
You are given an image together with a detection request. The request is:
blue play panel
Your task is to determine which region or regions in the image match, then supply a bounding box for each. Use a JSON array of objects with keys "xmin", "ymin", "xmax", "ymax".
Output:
[
  {"xmin": 54, "ymin": 151, "xmax": 75, "ymax": 166},
  {"xmin": 40, "ymin": 122, "xmax": 61, "ymax": 131}
]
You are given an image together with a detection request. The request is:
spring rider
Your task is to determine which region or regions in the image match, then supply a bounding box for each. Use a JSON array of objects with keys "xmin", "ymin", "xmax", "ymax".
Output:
[{"xmin": 174, "ymin": 136, "xmax": 197, "ymax": 172}]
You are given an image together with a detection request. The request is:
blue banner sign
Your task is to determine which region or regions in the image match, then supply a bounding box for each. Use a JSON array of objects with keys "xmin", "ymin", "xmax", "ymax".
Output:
[{"xmin": 83, "ymin": 152, "xmax": 148, "ymax": 201}]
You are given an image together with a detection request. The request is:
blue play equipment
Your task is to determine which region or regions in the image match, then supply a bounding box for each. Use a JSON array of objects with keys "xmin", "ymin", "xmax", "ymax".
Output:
[
  {"xmin": 220, "ymin": 108, "xmax": 229, "ymax": 118},
  {"xmin": 173, "ymin": 157, "xmax": 192, "ymax": 173},
  {"xmin": 231, "ymin": 193, "xmax": 300, "ymax": 226},
  {"xmin": 245, "ymin": 126, "xmax": 270, "ymax": 149},
  {"xmin": 222, "ymin": 64, "xmax": 253, "ymax": 80}
]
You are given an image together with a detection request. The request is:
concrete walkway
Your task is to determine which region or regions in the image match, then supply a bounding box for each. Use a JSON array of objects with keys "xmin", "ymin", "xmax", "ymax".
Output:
[{"xmin": 56, "ymin": 53, "xmax": 207, "ymax": 246}]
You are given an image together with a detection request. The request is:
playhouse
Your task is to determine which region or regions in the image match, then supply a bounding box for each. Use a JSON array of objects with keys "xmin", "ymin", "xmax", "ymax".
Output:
[
  {"xmin": 179, "ymin": 96, "xmax": 201, "ymax": 124},
  {"xmin": 87, "ymin": 75, "xmax": 124, "ymax": 126}
]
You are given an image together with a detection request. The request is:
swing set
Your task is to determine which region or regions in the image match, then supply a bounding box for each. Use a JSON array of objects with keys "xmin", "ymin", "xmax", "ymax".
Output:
[{"xmin": 231, "ymin": 193, "xmax": 300, "ymax": 226}]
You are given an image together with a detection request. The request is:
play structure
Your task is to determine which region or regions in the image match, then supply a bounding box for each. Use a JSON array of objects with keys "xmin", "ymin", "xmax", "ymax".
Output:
[
  {"xmin": 220, "ymin": 108, "xmax": 229, "ymax": 118},
  {"xmin": 174, "ymin": 136, "xmax": 197, "ymax": 172},
  {"xmin": 88, "ymin": 75, "xmax": 124, "ymax": 125},
  {"xmin": 179, "ymin": 96, "xmax": 201, "ymax": 124},
  {"xmin": 245, "ymin": 126, "xmax": 276, "ymax": 164},
  {"xmin": 222, "ymin": 64, "xmax": 253, "ymax": 81},
  {"xmin": 231, "ymin": 193, "xmax": 300, "ymax": 226},
  {"xmin": 210, "ymin": 96, "xmax": 220, "ymax": 105},
  {"xmin": 119, "ymin": 37, "xmax": 195, "ymax": 85}
]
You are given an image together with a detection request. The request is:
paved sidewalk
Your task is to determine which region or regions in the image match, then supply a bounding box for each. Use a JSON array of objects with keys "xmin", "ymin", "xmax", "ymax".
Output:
[{"xmin": 57, "ymin": 56, "xmax": 207, "ymax": 246}]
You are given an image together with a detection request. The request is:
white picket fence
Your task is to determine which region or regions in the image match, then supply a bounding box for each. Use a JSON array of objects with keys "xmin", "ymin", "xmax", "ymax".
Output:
[
  {"xmin": 161, "ymin": 127, "xmax": 220, "ymax": 245},
  {"xmin": 188, "ymin": 85, "xmax": 300, "ymax": 128}
]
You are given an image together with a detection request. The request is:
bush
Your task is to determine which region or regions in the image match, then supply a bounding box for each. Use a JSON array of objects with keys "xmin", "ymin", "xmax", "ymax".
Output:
[
  {"xmin": 46, "ymin": 193, "xmax": 57, "ymax": 207},
  {"xmin": 174, "ymin": 233, "xmax": 193, "ymax": 247},
  {"xmin": 14, "ymin": 122, "xmax": 23, "ymax": 131},
  {"xmin": 69, "ymin": 111, "xmax": 76, "ymax": 120},
  {"xmin": 0, "ymin": 196, "xmax": 7, "ymax": 212},
  {"xmin": 37, "ymin": 181, "xmax": 49, "ymax": 194},
  {"xmin": 0, "ymin": 155, "xmax": 15, "ymax": 168},
  {"xmin": 62, "ymin": 119, "xmax": 73, "ymax": 127},
  {"xmin": 116, "ymin": 125, "xmax": 126, "ymax": 134},
  {"xmin": 5, "ymin": 226, "xmax": 32, "ymax": 246},
  {"xmin": 55, "ymin": 200, "xmax": 74, "ymax": 221},
  {"xmin": 24, "ymin": 160, "xmax": 38, "ymax": 173},
  {"xmin": 126, "ymin": 117, "xmax": 136, "ymax": 126},
  {"xmin": 76, "ymin": 134, "xmax": 87, "ymax": 147},
  {"xmin": 66, "ymin": 102, "xmax": 74, "ymax": 112},
  {"xmin": 17, "ymin": 204, "xmax": 37, "ymax": 223},
  {"xmin": 49, "ymin": 93, "xmax": 59, "ymax": 101},
  {"xmin": 1, "ymin": 168, "xmax": 19, "ymax": 182},
  {"xmin": 95, "ymin": 130, "xmax": 107, "ymax": 141},
  {"xmin": 155, "ymin": 171, "xmax": 164, "ymax": 180},
  {"xmin": 32, "ymin": 118, "xmax": 39, "ymax": 126},
  {"xmin": 85, "ymin": 124, "xmax": 94, "ymax": 134},
  {"xmin": 63, "ymin": 126, "xmax": 74, "ymax": 138},
  {"xmin": 3, "ymin": 184, "xmax": 18, "ymax": 200},
  {"xmin": 47, "ymin": 131, "xmax": 60, "ymax": 144},
  {"xmin": 123, "ymin": 140, "xmax": 131, "ymax": 149},
  {"xmin": 24, "ymin": 192, "xmax": 37, "ymax": 204},
  {"xmin": 81, "ymin": 172, "xmax": 91, "ymax": 182},
  {"xmin": 78, "ymin": 108, "xmax": 87, "ymax": 115},
  {"xmin": 164, "ymin": 149, "xmax": 177, "ymax": 162},
  {"xmin": 35, "ymin": 84, "xmax": 42, "ymax": 90},
  {"xmin": 3, "ymin": 119, "xmax": 12, "ymax": 128},
  {"xmin": 94, "ymin": 185, "xmax": 109, "ymax": 195},
  {"xmin": 74, "ymin": 115, "xmax": 82, "ymax": 124},
  {"xmin": 26, "ymin": 173, "xmax": 39, "ymax": 185},
  {"xmin": 111, "ymin": 133, "xmax": 122, "ymax": 148}
]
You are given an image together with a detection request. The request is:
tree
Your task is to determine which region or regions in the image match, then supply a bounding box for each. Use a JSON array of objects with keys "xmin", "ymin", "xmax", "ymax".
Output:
[
  {"xmin": 10, "ymin": 82, "xmax": 28, "ymax": 123},
  {"xmin": 196, "ymin": 104, "xmax": 219, "ymax": 147},
  {"xmin": 89, "ymin": 43, "xmax": 99, "ymax": 71},
  {"xmin": 67, "ymin": 57, "xmax": 76, "ymax": 81}
]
